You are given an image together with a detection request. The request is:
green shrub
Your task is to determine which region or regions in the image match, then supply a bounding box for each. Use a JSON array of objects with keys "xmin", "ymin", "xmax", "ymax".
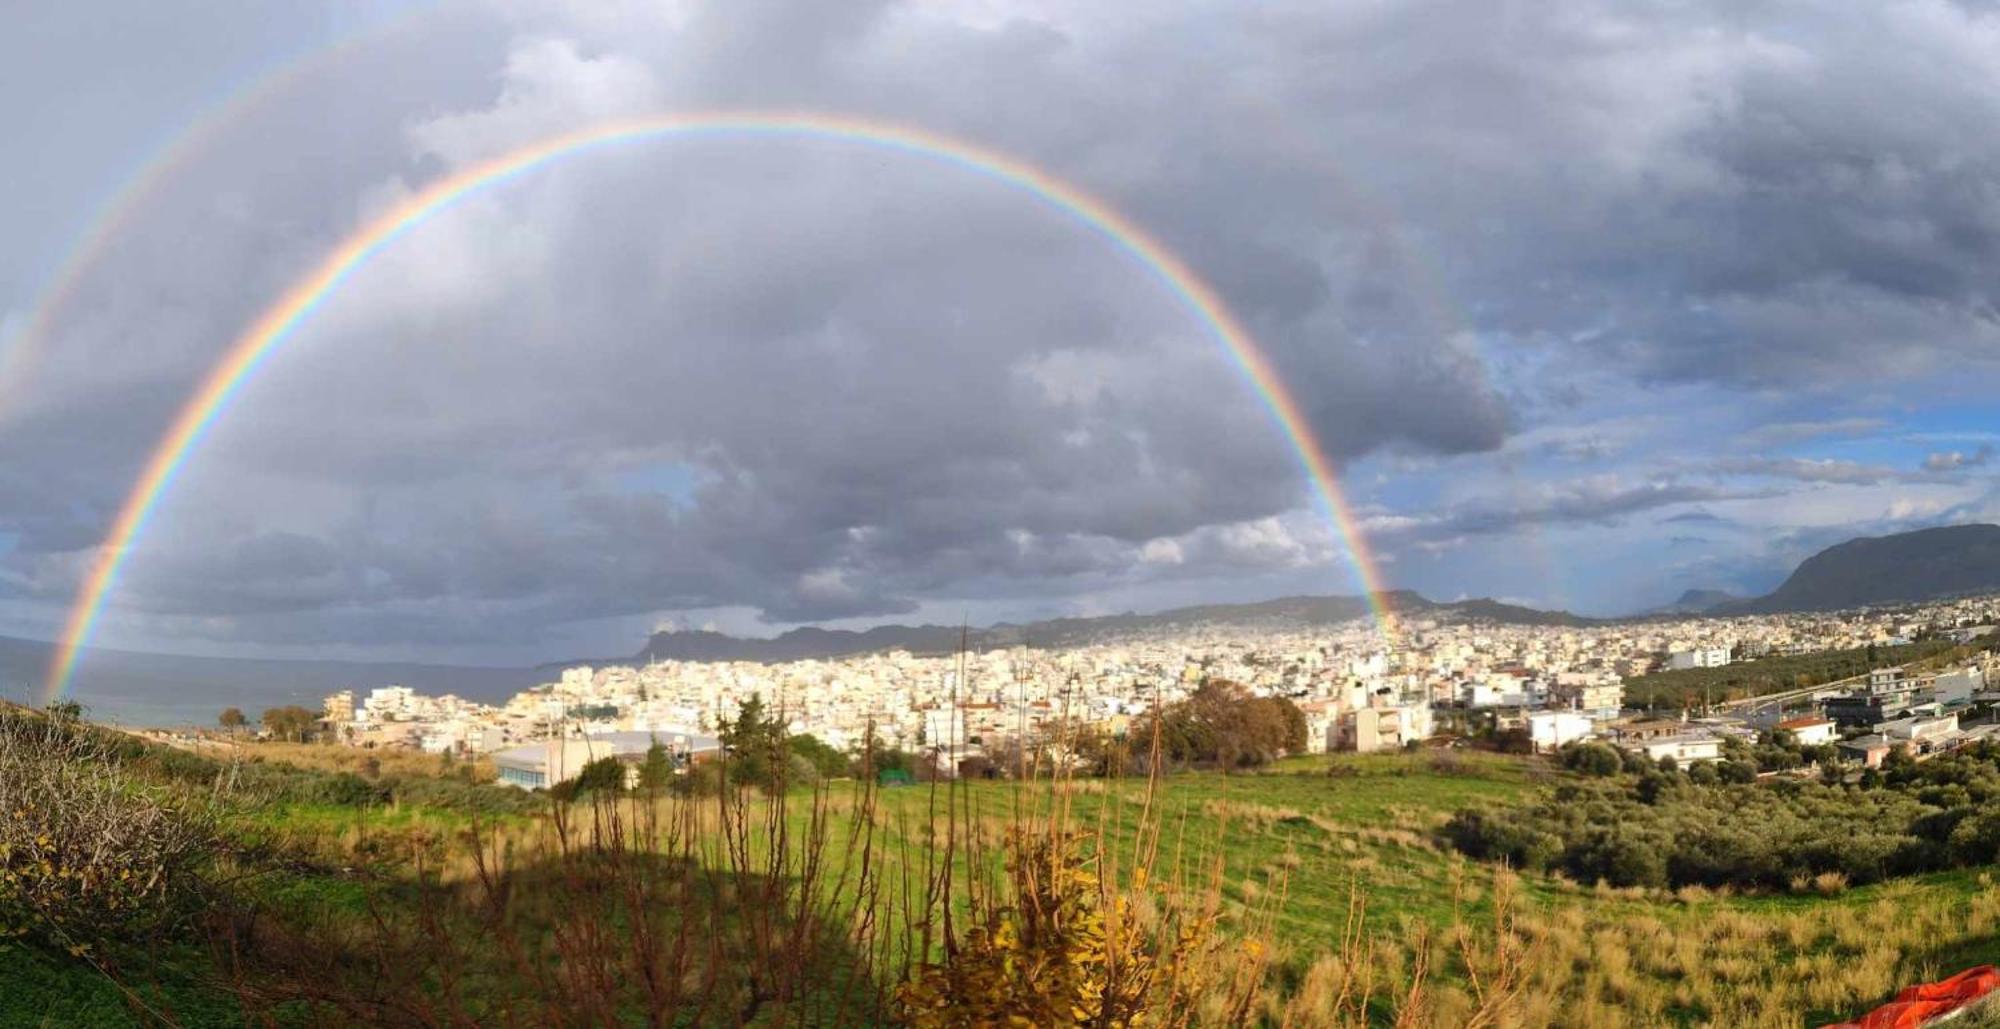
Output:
[{"xmin": 1445, "ymin": 745, "xmax": 2000, "ymax": 890}]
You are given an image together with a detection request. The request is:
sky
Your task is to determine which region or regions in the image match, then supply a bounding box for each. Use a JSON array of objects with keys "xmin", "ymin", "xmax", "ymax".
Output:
[{"xmin": 4, "ymin": 0, "xmax": 2000, "ymax": 665}]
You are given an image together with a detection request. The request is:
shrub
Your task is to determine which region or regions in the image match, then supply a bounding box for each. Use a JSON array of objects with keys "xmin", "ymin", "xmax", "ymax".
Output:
[
  {"xmin": 1448, "ymin": 745, "xmax": 2000, "ymax": 891},
  {"xmin": 1559, "ymin": 741, "xmax": 1623, "ymax": 777},
  {"xmin": 1949, "ymin": 809, "xmax": 2000, "ymax": 865},
  {"xmin": 559, "ymin": 756, "xmax": 628, "ymax": 798},
  {"xmin": 0, "ymin": 711, "xmax": 219, "ymax": 947}
]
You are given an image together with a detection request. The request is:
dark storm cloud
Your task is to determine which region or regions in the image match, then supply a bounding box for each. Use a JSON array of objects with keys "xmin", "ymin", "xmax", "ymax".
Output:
[
  {"xmin": 4, "ymin": 0, "xmax": 1999, "ymax": 654},
  {"xmin": 1371, "ymin": 479, "xmax": 1756, "ymax": 549}
]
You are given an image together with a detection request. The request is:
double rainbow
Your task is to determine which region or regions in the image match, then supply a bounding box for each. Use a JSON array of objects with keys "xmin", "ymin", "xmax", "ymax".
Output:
[{"xmin": 44, "ymin": 112, "xmax": 1394, "ymax": 701}]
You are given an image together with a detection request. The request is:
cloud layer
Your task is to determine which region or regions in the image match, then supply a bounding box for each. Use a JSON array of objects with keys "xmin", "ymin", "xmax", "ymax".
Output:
[{"xmin": 4, "ymin": 0, "xmax": 2000, "ymax": 657}]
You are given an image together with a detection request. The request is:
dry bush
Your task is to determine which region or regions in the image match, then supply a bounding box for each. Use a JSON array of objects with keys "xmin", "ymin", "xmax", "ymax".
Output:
[
  {"xmin": 896, "ymin": 714, "xmax": 1275, "ymax": 1027},
  {"xmin": 242, "ymin": 740, "xmax": 496, "ymax": 782},
  {"xmin": 0, "ymin": 709, "xmax": 220, "ymax": 950}
]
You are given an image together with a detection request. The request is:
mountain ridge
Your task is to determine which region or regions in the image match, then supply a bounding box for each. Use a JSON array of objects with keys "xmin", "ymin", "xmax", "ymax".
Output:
[
  {"xmin": 628, "ymin": 590, "xmax": 1602, "ymax": 664},
  {"xmin": 1722, "ymin": 523, "xmax": 2000, "ymax": 614}
]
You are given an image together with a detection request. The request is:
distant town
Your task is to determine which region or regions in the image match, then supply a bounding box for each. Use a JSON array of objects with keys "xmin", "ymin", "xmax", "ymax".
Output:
[{"xmin": 184, "ymin": 592, "xmax": 2000, "ymax": 792}]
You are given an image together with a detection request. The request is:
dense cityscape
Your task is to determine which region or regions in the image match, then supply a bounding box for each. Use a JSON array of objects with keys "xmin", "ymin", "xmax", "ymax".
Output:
[{"xmin": 286, "ymin": 593, "xmax": 2000, "ymax": 791}]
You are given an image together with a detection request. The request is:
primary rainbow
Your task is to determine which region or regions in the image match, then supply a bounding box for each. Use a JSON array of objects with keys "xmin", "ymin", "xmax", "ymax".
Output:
[{"xmin": 44, "ymin": 112, "xmax": 1395, "ymax": 701}]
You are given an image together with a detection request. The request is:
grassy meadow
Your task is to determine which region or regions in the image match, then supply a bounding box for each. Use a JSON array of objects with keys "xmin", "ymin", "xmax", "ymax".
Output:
[{"xmin": 6, "ymin": 710, "xmax": 2000, "ymax": 1026}]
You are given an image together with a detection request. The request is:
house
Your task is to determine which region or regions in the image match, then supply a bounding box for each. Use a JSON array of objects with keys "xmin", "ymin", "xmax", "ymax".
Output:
[
  {"xmin": 1528, "ymin": 711, "xmax": 1595, "ymax": 754},
  {"xmin": 1932, "ymin": 668, "xmax": 1986, "ymax": 707},
  {"xmin": 1612, "ymin": 719, "xmax": 1686, "ymax": 742},
  {"xmin": 1774, "ymin": 716, "xmax": 1837, "ymax": 747},
  {"xmin": 1632, "ymin": 734, "xmax": 1721, "ymax": 764},
  {"xmin": 493, "ymin": 730, "xmax": 722, "ymax": 790},
  {"xmin": 1464, "ymin": 682, "xmax": 1527, "ymax": 708},
  {"xmin": 1337, "ymin": 703, "xmax": 1432, "ymax": 753},
  {"xmin": 1839, "ymin": 735, "xmax": 1896, "ymax": 769},
  {"xmin": 1297, "ymin": 700, "xmax": 1341, "ymax": 754},
  {"xmin": 1880, "ymin": 713, "xmax": 1961, "ymax": 755},
  {"xmin": 1867, "ymin": 666, "xmax": 1909, "ymax": 694},
  {"xmin": 1550, "ymin": 676, "xmax": 1625, "ymax": 720},
  {"xmin": 1825, "ymin": 694, "xmax": 1903, "ymax": 729}
]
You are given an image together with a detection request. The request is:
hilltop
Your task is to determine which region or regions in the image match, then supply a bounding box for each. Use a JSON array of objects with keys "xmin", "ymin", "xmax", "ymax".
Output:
[
  {"xmin": 1645, "ymin": 588, "xmax": 1741, "ymax": 616},
  {"xmin": 1726, "ymin": 524, "xmax": 2000, "ymax": 614}
]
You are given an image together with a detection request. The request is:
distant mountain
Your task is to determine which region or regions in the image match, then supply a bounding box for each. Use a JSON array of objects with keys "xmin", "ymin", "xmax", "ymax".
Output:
[
  {"xmin": 0, "ymin": 589, "xmax": 1607, "ymax": 725},
  {"xmin": 631, "ymin": 590, "xmax": 1601, "ymax": 664},
  {"xmin": 1725, "ymin": 524, "xmax": 2000, "ymax": 614},
  {"xmin": 1647, "ymin": 588, "xmax": 1741, "ymax": 616}
]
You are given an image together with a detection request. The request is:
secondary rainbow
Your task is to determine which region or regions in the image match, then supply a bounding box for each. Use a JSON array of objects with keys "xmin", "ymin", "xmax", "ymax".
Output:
[
  {"xmin": 44, "ymin": 112, "xmax": 1395, "ymax": 701},
  {"xmin": 0, "ymin": 4, "xmax": 442, "ymax": 418}
]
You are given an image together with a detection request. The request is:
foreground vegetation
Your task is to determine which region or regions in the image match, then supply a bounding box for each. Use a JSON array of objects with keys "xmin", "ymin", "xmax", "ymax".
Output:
[
  {"xmin": 5, "ymin": 702, "xmax": 1999, "ymax": 1025},
  {"xmin": 1447, "ymin": 735, "xmax": 2000, "ymax": 891}
]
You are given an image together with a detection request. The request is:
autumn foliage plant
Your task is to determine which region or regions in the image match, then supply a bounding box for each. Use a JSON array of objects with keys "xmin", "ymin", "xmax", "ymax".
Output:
[{"xmin": 0, "ymin": 706, "xmax": 219, "ymax": 951}]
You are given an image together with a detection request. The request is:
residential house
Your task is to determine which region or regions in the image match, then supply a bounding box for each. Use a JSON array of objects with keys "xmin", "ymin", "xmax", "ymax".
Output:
[
  {"xmin": 1774, "ymin": 716, "xmax": 1837, "ymax": 747},
  {"xmin": 1529, "ymin": 711, "xmax": 1595, "ymax": 754}
]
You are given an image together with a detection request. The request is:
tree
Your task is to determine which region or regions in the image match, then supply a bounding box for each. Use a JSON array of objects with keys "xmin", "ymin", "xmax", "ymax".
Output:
[
  {"xmin": 556, "ymin": 752, "xmax": 624, "ymax": 792},
  {"xmin": 1273, "ymin": 697, "xmax": 1309, "ymax": 755},
  {"xmin": 639, "ymin": 741, "xmax": 674, "ymax": 792},
  {"xmin": 720, "ymin": 693, "xmax": 786, "ymax": 791},
  {"xmin": 260, "ymin": 705, "xmax": 319, "ymax": 742},
  {"xmin": 788, "ymin": 733, "xmax": 852, "ymax": 779},
  {"xmin": 1560, "ymin": 741, "xmax": 1623, "ymax": 777},
  {"xmin": 219, "ymin": 707, "xmax": 247, "ymax": 733},
  {"xmin": 1157, "ymin": 679, "xmax": 1304, "ymax": 771}
]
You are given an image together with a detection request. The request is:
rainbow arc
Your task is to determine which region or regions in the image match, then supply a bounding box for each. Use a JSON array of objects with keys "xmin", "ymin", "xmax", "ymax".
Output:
[{"xmin": 45, "ymin": 113, "xmax": 1394, "ymax": 701}]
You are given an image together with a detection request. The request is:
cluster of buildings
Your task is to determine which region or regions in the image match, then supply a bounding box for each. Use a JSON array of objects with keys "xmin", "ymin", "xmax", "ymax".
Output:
[{"xmin": 303, "ymin": 594, "xmax": 2000, "ymax": 789}]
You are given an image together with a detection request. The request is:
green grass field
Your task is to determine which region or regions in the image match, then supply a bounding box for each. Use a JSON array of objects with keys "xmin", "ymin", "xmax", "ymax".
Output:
[{"xmin": 14, "ymin": 738, "xmax": 2000, "ymax": 1026}]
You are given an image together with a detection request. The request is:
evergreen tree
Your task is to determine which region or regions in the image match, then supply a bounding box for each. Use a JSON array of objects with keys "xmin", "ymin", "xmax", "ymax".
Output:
[{"xmin": 639, "ymin": 741, "xmax": 675, "ymax": 791}]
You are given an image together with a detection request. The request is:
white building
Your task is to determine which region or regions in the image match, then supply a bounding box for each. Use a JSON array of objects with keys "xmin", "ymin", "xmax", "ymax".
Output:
[
  {"xmin": 1631, "ymin": 733, "xmax": 1721, "ymax": 763},
  {"xmin": 1933, "ymin": 667, "xmax": 1986, "ymax": 707},
  {"xmin": 1529, "ymin": 711, "xmax": 1595, "ymax": 754},
  {"xmin": 493, "ymin": 731, "xmax": 721, "ymax": 790},
  {"xmin": 1666, "ymin": 647, "xmax": 1732, "ymax": 671},
  {"xmin": 1774, "ymin": 716, "xmax": 1837, "ymax": 747}
]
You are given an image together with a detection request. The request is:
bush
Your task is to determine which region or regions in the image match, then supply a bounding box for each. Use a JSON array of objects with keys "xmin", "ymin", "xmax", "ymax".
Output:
[
  {"xmin": 1559, "ymin": 742, "xmax": 1624, "ymax": 777},
  {"xmin": 556, "ymin": 757, "xmax": 628, "ymax": 799},
  {"xmin": 1445, "ymin": 744, "xmax": 2000, "ymax": 891},
  {"xmin": 1949, "ymin": 809, "xmax": 2000, "ymax": 865},
  {"xmin": 0, "ymin": 711, "xmax": 219, "ymax": 947},
  {"xmin": 787, "ymin": 734, "xmax": 853, "ymax": 779}
]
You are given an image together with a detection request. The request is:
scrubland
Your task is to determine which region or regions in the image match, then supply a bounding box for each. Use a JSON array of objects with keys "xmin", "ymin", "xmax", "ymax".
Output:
[{"xmin": 3, "ymin": 705, "xmax": 1996, "ymax": 1026}]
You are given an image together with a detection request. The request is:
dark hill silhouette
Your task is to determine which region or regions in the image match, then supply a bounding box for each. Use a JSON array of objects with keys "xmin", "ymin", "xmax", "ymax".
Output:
[
  {"xmin": 1647, "ymin": 588, "xmax": 1741, "ymax": 616},
  {"xmin": 630, "ymin": 590, "xmax": 1600, "ymax": 663},
  {"xmin": 1725, "ymin": 524, "xmax": 2000, "ymax": 614}
]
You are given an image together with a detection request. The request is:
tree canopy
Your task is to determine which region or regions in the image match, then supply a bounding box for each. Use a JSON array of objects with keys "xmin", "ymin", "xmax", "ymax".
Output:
[
  {"xmin": 259, "ymin": 706, "xmax": 319, "ymax": 742},
  {"xmin": 1157, "ymin": 679, "xmax": 1309, "ymax": 771}
]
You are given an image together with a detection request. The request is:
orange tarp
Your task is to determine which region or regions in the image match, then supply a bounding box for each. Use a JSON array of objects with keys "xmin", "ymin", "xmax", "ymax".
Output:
[{"xmin": 1822, "ymin": 965, "xmax": 2000, "ymax": 1029}]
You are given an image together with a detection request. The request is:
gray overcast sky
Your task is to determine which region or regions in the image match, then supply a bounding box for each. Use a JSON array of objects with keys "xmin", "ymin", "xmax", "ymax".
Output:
[{"xmin": 5, "ymin": 0, "xmax": 2000, "ymax": 663}]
